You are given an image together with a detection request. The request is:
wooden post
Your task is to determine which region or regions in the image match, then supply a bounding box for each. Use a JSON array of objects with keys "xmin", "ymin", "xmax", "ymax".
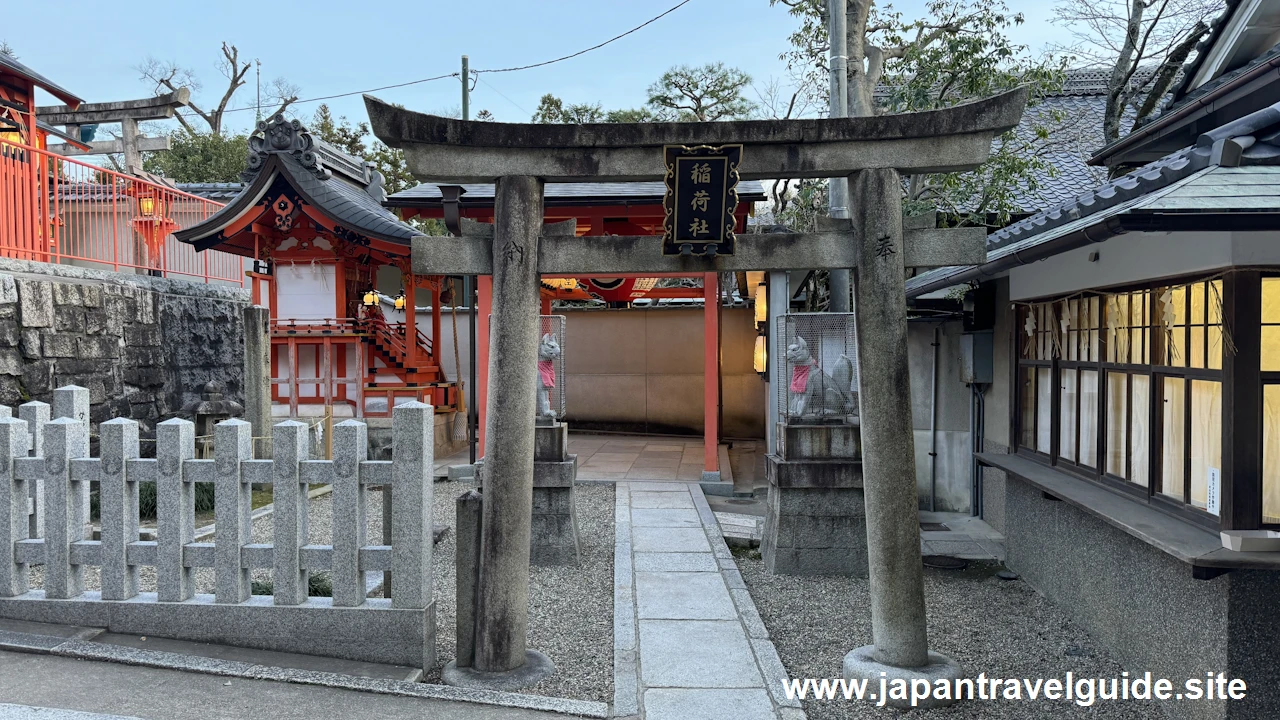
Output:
[
  {"xmin": 431, "ymin": 281, "xmax": 442, "ymax": 361},
  {"xmin": 703, "ymin": 272, "xmax": 719, "ymax": 476},
  {"xmin": 1222, "ymin": 270, "xmax": 1262, "ymax": 530},
  {"xmin": 477, "ymin": 275, "xmax": 493, "ymax": 456},
  {"xmin": 405, "ymin": 277, "xmax": 417, "ymax": 367}
]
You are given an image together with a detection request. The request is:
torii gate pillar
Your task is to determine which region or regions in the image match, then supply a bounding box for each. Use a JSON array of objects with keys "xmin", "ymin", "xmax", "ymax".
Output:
[
  {"xmin": 842, "ymin": 168, "xmax": 962, "ymax": 702},
  {"xmin": 467, "ymin": 176, "xmax": 555, "ymax": 684}
]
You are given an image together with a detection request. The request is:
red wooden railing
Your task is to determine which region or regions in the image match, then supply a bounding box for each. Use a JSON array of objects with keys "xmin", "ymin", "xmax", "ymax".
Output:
[
  {"xmin": 0, "ymin": 138, "xmax": 243, "ymax": 286},
  {"xmin": 269, "ymin": 317, "xmax": 457, "ymax": 416}
]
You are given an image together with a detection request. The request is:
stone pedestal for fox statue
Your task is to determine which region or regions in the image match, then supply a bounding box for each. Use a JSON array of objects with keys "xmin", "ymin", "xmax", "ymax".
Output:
[{"xmin": 766, "ymin": 336, "xmax": 865, "ymax": 576}]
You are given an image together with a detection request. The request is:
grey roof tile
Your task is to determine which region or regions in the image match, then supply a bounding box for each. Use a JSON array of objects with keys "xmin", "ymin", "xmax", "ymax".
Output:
[
  {"xmin": 175, "ymin": 116, "xmax": 421, "ymax": 247},
  {"xmin": 0, "ymin": 52, "xmax": 83, "ymax": 107},
  {"xmin": 1147, "ymin": 40, "xmax": 1280, "ymax": 125}
]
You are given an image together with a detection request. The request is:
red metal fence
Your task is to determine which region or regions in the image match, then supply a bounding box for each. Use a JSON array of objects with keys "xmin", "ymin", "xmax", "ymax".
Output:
[{"xmin": 0, "ymin": 138, "xmax": 243, "ymax": 285}]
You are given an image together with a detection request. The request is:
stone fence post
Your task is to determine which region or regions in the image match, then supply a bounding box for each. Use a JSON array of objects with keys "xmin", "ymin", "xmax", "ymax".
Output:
[
  {"xmin": 19, "ymin": 401, "xmax": 48, "ymax": 538},
  {"xmin": 391, "ymin": 401, "xmax": 433, "ymax": 610},
  {"xmin": 215, "ymin": 419, "xmax": 253, "ymax": 604},
  {"xmin": 157, "ymin": 418, "xmax": 196, "ymax": 603},
  {"xmin": 0, "ymin": 417, "xmax": 30, "ymax": 597},
  {"xmin": 332, "ymin": 419, "xmax": 368, "ymax": 608},
  {"xmin": 42, "ymin": 417, "xmax": 89, "ymax": 599},
  {"xmin": 99, "ymin": 418, "xmax": 140, "ymax": 601}
]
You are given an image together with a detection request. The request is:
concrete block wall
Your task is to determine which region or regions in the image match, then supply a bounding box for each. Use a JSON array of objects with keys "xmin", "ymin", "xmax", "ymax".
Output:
[
  {"xmin": 0, "ymin": 396, "xmax": 437, "ymax": 669},
  {"xmin": 0, "ymin": 258, "xmax": 248, "ymax": 438},
  {"xmin": 1005, "ymin": 476, "xmax": 1280, "ymax": 719}
]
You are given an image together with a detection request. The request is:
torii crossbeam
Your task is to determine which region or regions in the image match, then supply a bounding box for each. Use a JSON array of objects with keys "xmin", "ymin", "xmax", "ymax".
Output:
[{"xmin": 367, "ymin": 88, "xmax": 1027, "ymax": 696}]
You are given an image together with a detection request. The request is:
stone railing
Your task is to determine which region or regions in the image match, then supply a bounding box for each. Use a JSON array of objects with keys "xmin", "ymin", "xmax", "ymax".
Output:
[{"xmin": 0, "ymin": 389, "xmax": 436, "ymax": 668}]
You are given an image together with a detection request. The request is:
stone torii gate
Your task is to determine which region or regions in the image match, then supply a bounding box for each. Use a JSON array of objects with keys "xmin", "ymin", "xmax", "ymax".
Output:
[{"xmin": 367, "ymin": 88, "xmax": 1027, "ymax": 699}]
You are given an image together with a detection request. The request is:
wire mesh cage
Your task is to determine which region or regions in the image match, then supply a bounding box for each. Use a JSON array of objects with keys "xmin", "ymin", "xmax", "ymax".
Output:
[
  {"xmin": 775, "ymin": 312, "xmax": 859, "ymax": 424},
  {"xmin": 537, "ymin": 315, "xmax": 567, "ymax": 422}
]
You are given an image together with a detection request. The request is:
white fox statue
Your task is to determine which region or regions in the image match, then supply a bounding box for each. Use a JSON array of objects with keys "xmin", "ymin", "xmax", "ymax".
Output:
[
  {"xmin": 536, "ymin": 332, "xmax": 561, "ymax": 420},
  {"xmin": 785, "ymin": 336, "xmax": 857, "ymax": 419}
]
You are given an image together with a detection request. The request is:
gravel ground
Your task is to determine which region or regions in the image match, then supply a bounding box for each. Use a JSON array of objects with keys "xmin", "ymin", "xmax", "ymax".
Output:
[
  {"xmin": 423, "ymin": 481, "xmax": 615, "ymax": 704},
  {"xmin": 26, "ymin": 482, "xmax": 615, "ymax": 704},
  {"xmin": 738, "ymin": 553, "xmax": 1166, "ymax": 719}
]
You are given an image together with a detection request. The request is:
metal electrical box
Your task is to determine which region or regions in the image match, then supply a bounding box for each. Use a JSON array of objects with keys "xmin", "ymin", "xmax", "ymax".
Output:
[{"xmin": 960, "ymin": 330, "xmax": 993, "ymax": 385}]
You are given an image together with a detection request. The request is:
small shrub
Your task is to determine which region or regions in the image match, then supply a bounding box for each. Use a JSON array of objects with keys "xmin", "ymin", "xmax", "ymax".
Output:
[
  {"xmin": 91, "ymin": 481, "xmax": 215, "ymax": 521},
  {"xmin": 251, "ymin": 573, "xmax": 333, "ymax": 598}
]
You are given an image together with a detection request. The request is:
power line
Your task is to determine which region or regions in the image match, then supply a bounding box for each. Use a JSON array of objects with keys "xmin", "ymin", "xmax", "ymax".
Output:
[
  {"xmin": 474, "ymin": 0, "xmax": 694, "ymax": 75},
  {"xmin": 201, "ymin": 72, "xmax": 460, "ymax": 118},
  {"xmin": 174, "ymin": 0, "xmax": 694, "ymax": 122},
  {"xmin": 475, "ymin": 76, "xmax": 528, "ymax": 116}
]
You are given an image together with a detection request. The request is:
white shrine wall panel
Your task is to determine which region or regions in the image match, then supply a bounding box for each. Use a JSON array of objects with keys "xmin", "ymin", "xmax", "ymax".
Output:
[{"xmin": 275, "ymin": 262, "xmax": 337, "ymax": 322}]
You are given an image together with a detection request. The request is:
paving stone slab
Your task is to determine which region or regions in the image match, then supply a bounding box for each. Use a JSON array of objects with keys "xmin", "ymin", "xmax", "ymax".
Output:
[
  {"xmin": 642, "ymin": 689, "xmax": 776, "ymax": 720},
  {"xmin": 632, "ymin": 527, "xmax": 711, "ymax": 553},
  {"xmin": 634, "ymin": 552, "xmax": 719, "ymax": 573},
  {"xmin": 627, "ymin": 481, "xmax": 692, "ymax": 492},
  {"xmin": 638, "ymin": 620, "xmax": 765, "ymax": 688},
  {"xmin": 630, "ymin": 491, "xmax": 695, "ymax": 509},
  {"xmin": 636, "ymin": 572, "xmax": 737, "ymax": 620},
  {"xmin": 630, "ymin": 508, "xmax": 702, "ymax": 528}
]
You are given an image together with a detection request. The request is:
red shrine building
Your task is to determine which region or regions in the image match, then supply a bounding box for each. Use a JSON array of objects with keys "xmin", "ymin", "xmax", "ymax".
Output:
[{"xmin": 175, "ymin": 115, "xmax": 457, "ymax": 419}]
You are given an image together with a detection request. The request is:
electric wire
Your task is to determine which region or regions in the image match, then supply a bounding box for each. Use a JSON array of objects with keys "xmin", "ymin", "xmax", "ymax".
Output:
[{"xmin": 177, "ymin": 0, "xmax": 694, "ymax": 121}]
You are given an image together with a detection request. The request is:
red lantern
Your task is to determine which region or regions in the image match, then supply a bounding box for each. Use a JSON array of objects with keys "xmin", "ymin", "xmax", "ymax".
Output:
[{"xmin": 129, "ymin": 192, "xmax": 179, "ymax": 269}]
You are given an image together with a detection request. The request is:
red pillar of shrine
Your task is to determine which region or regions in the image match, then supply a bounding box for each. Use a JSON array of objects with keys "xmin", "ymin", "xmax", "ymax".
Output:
[
  {"xmin": 703, "ymin": 272, "xmax": 719, "ymax": 474},
  {"xmin": 404, "ymin": 278, "xmax": 417, "ymax": 366},
  {"xmin": 431, "ymin": 282, "xmax": 442, "ymax": 356},
  {"xmin": 477, "ymin": 275, "xmax": 493, "ymax": 455}
]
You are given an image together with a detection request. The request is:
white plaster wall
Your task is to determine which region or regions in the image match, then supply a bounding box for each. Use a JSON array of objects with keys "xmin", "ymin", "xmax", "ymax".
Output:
[
  {"xmin": 1006, "ymin": 230, "xmax": 1280, "ymax": 301},
  {"xmin": 275, "ymin": 262, "xmax": 336, "ymax": 321},
  {"xmin": 908, "ymin": 320, "xmax": 974, "ymax": 513}
]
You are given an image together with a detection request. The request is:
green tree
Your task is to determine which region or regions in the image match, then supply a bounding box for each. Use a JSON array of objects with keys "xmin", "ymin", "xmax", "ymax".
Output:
[
  {"xmin": 773, "ymin": 0, "xmax": 1068, "ymax": 228},
  {"xmin": 142, "ymin": 130, "xmax": 248, "ymax": 182},
  {"xmin": 311, "ymin": 104, "xmax": 367, "ymax": 157},
  {"xmin": 531, "ymin": 94, "xmax": 607, "ymax": 123},
  {"xmin": 646, "ymin": 63, "xmax": 756, "ymax": 121},
  {"xmin": 308, "ymin": 104, "xmax": 418, "ymax": 195},
  {"xmin": 605, "ymin": 107, "xmax": 658, "ymax": 123}
]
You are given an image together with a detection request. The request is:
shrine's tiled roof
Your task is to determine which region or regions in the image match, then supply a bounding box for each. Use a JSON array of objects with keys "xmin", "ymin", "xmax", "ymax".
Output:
[
  {"xmin": 175, "ymin": 116, "xmax": 420, "ymax": 250},
  {"xmin": 0, "ymin": 52, "xmax": 83, "ymax": 107},
  {"xmin": 906, "ymin": 100, "xmax": 1280, "ymax": 299}
]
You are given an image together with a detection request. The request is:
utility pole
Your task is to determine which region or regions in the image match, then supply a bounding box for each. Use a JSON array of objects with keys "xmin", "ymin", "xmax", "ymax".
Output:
[
  {"xmin": 461, "ymin": 55, "xmax": 470, "ymax": 121},
  {"xmin": 462, "ymin": 54, "xmax": 476, "ymax": 464},
  {"xmin": 827, "ymin": 0, "xmax": 851, "ymax": 312}
]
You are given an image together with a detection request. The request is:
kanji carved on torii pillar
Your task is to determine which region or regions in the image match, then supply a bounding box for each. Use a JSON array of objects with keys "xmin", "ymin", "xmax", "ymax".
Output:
[{"xmin": 367, "ymin": 88, "xmax": 1028, "ymax": 702}]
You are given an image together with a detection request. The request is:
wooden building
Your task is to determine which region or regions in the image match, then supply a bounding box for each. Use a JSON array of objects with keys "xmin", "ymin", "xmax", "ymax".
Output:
[
  {"xmin": 175, "ymin": 115, "xmax": 456, "ymax": 419},
  {"xmin": 907, "ymin": 2, "xmax": 1280, "ymax": 715}
]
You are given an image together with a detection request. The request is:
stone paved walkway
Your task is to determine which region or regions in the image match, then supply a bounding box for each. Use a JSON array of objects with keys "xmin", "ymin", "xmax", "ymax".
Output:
[
  {"xmin": 614, "ymin": 481, "xmax": 802, "ymax": 720},
  {"xmin": 575, "ymin": 436, "xmax": 707, "ymax": 482}
]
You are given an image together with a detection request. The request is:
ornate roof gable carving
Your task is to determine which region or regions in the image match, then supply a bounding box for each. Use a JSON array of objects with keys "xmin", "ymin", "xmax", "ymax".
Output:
[{"xmin": 244, "ymin": 114, "xmax": 331, "ymax": 182}]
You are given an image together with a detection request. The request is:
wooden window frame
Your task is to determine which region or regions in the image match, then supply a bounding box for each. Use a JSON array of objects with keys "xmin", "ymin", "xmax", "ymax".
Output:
[{"xmin": 1012, "ymin": 276, "xmax": 1234, "ymax": 532}]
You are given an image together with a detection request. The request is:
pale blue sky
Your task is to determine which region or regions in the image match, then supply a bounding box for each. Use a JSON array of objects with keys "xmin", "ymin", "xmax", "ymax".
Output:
[{"xmin": 7, "ymin": 0, "xmax": 1059, "ymax": 134}]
